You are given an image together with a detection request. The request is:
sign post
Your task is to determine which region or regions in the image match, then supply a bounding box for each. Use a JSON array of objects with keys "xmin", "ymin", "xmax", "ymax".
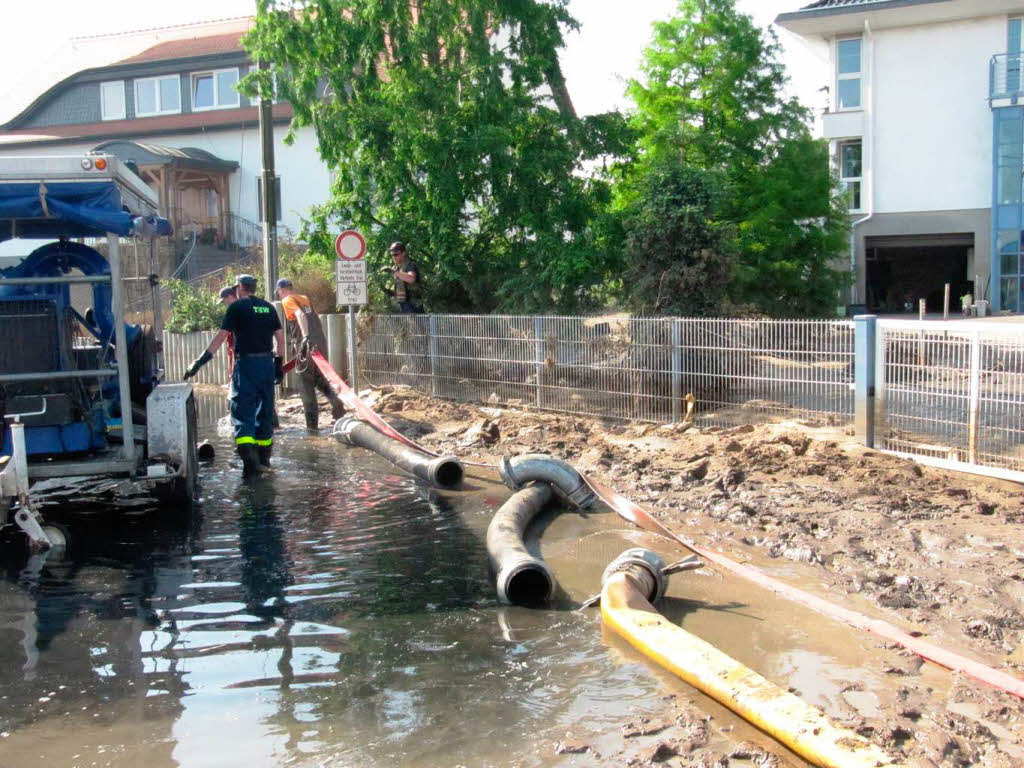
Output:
[{"xmin": 335, "ymin": 230, "xmax": 367, "ymax": 389}]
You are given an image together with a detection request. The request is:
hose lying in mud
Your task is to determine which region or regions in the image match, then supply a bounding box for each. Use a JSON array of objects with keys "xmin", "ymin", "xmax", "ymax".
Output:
[
  {"xmin": 486, "ymin": 483, "xmax": 555, "ymax": 605},
  {"xmin": 304, "ymin": 348, "xmax": 1024, "ymax": 701},
  {"xmin": 332, "ymin": 416, "xmax": 464, "ymax": 489},
  {"xmin": 599, "ymin": 549, "xmax": 906, "ymax": 768}
]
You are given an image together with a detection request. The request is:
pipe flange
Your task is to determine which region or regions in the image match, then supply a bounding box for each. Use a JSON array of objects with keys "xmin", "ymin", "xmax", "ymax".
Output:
[
  {"xmin": 564, "ymin": 481, "xmax": 596, "ymax": 510},
  {"xmin": 332, "ymin": 415, "xmax": 362, "ymax": 445},
  {"xmin": 496, "ymin": 555, "xmax": 555, "ymax": 605},
  {"xmin": 601, "ymin": 548, "xmax": 668, "ymax": 604},
  {"xmin": 425, "ymin": 454, "xmax": 464, "ymax": 489}
]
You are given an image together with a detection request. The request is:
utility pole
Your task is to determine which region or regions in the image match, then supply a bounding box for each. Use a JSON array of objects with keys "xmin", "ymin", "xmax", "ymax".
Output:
[{"xmin": 258, "ymin": 59, "xmax": 278, "ymax": 301}]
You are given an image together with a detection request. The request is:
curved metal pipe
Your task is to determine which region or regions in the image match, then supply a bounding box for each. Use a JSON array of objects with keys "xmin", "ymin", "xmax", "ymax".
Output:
[
  {"xmin": 486, "ymin": 483, "xmax": 555, "ymax": 605},
  {"xmin": 332, "ymin": 417, "xmax": 463, "ymax": 489},
  {"xmin": 498, "ymin": 453, "xmax": 595, "ymax": 510}
]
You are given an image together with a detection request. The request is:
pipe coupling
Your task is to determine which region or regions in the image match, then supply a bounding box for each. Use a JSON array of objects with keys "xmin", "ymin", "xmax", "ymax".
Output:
[
  {"xmin": 601, "ymin": 548, "xmax": 668, "ymax": 605},
  {"xmin": 495, "ymin": 553, "xmax": 555, "ymax": 606},
  {"xmin": 498, "ymin": 454, "xmax": 596, "ymax": 510},
  {"xmin": 424, "ymin": 454, "xmax": 464, "ymax": 489},
  {"xmin": 332, "ymin": 415, "xmax": 362, "ymax": 445}
]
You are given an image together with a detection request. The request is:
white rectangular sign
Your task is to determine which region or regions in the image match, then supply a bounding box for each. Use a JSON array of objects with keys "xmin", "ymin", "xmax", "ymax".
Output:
[{"xmin": 336, "ymin": 260, "xmax": 367, "ymax": 306}]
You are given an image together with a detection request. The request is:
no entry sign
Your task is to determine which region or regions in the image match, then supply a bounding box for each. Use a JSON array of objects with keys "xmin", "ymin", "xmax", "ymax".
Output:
[
  {"xmin": 335, "ymin": 229, "xmax": 367, "ymax": 305},
  {"xmin": 335, "ymin": 230, "xmax": 366, "ymax": 261}
]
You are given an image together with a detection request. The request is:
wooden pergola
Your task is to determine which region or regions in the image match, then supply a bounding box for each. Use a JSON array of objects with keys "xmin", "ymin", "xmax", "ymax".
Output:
[{"xmin": 93, "ymin": 140, "xmax": 239, "ymax": 245}]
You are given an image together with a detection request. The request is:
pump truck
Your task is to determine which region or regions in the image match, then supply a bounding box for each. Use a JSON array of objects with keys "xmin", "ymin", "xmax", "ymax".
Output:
[{"xmin": 0, "ymin": 155, "xmax": 199, "ymax": 552}]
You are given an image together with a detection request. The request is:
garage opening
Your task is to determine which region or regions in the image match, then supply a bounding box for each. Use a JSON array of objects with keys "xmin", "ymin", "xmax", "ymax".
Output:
[{"xmin": 865, "ymin": 234, "xmax": 975, "ymax": 313}]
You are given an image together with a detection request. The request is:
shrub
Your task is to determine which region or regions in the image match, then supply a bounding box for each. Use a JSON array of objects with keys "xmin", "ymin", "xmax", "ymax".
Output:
[{"xmin": 164, "ymin": 278, "xmax": 225, "ymax": 333}]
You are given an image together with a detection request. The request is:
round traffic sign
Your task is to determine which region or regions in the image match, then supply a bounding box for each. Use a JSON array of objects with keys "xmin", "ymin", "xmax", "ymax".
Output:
[{"xmin": 335, "ymin": 229, "xmax": 366, "ymax": 260}]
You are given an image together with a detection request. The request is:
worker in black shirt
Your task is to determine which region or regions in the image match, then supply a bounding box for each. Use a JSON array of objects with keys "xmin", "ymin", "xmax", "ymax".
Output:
[{"xmin": 184, "ymin": 274, "xmax": 285, "ymax": 477}]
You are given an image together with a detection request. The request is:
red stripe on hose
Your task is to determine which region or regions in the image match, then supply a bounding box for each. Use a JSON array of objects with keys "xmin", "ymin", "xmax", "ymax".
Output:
[
  {"xmin": 308, "ymin": 351, "xmax": 437, "ymax": 453},
  {"xmin": 582, "ymin": 474, "xmax": 1024, "ymax": 701}
]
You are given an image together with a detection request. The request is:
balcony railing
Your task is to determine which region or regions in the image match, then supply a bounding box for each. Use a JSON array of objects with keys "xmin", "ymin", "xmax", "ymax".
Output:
[
  {"xmin": 165, "ymin": 208, "xmax": 263, "ymax": 250},
  {"xmin": 991, "ymin": 53, "xmax": 1024, "ymax": 101}
]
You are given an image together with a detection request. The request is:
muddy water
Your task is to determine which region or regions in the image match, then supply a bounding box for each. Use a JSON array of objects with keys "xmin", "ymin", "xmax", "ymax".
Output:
[{"xmin": 0, "ymin": 403, "xmax": 924, "ymax": 767}]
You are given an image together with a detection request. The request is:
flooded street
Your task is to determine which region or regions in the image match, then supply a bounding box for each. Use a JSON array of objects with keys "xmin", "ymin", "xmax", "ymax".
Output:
[{"xmin": 0, "ymin": 400, "xmax": 969, "ymax": 767}]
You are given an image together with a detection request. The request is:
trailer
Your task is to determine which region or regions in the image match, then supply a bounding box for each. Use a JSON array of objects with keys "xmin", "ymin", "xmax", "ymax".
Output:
[{"xmin": 0, "ymin": 155, "xmax": 198, "ymax": 552}]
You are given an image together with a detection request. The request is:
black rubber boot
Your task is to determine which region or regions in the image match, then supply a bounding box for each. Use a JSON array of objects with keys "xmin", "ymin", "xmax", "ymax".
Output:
[
  {"xmin": 237, "ymin": 444, "xmax": 263, "ymax": 478},
  {"xmin": 257, "ymin": 445, "xmax": 273, "ymax": 469},
  {"xmin": 305, "ymin": 411, "xmax": 319, "ymax": 431}
]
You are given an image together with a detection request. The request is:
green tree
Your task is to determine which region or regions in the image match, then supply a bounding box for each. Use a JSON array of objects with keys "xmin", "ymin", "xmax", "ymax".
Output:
[
  {"xmin": 243, "ymin": 0, "xmax": 630, "ymax": 313},
  {"xmin": 620, "ymin": 157, "xmax": 735, "ymax": 316},
  {"xmin": 628, "ymin": 0, "xmax": 848, "ymax": 316}
]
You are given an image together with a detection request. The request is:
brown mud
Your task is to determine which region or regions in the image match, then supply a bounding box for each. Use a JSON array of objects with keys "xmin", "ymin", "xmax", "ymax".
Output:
[{"xmin": 280, "ymin": 387, "xmax": 1024, "ymax": 767}]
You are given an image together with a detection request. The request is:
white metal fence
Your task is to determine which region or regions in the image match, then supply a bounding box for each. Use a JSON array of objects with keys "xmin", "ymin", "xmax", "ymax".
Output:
[
  {"xmin": 161, "ymin": 313, "xmax": 1024, "ymax": 479},
  {"xmin": 358, "ymin": 314, "xmax": 855, "ymax": 427},
  {"xmin": 877, "ymin": 320, "xmax": 1024, "ymax": 475},
  {"xmin": 162, "ymin": 330, "xmax": 229, "ymax": 385}
]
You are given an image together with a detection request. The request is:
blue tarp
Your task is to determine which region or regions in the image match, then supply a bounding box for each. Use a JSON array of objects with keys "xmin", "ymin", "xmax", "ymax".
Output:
[{"xmin": 0, "ymin": 180, "xmax": 170, "ymax": 241}]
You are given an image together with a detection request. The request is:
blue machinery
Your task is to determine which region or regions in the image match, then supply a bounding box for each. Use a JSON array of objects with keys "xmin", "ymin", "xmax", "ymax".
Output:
[{"xmin": 0, "ymin": 155, "xmax": 196, "ymax": 549}]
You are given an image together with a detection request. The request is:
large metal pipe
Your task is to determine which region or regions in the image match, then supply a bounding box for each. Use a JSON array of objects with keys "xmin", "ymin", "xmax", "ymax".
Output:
[
  {"xmin": 486, "ymin": 483, "xmax": 555, "ymax": 605},
  {"xmin": 498, "ymin": 453, "xmax": 595, "ymax": 510},
  {"xmin": 332, "ymin": 417, "xmax": 464, "ymax": 489}
]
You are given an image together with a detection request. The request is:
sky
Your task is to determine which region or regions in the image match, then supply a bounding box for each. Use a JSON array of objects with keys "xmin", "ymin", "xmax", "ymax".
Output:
[{"xmin": 0, "ymin": 0, "xmax": 827, "ymax": 125}]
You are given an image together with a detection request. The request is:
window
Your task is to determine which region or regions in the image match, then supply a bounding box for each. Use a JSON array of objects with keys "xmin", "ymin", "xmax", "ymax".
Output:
[
  {"xmin": 205, "ymin": 189, "xmax": 218, "ymax": 219},
  {"xmin": 256, "ymin": 176, "xmax": 282, "ymax": 222},
  {"xmin": 836, "ymin": 37, "xmax": 862, "ymax": 110},
  {"xmin": 191, "ymin": 68, "xmax": 240, "ymax": 111},
  {"xmin": 1008, "ymin": 18, "xmax": 1023, "ymax": 94},
  {"xmin": 838, "ymin": 140, "xmax": 862, "ymax": 210},
  {"xmin": 100, "ymin": 81, "xmax": 125, "ymax": 121},
  {"xmin": 134, "ymin": 75, "xmax": 181, "ymax": 116}
]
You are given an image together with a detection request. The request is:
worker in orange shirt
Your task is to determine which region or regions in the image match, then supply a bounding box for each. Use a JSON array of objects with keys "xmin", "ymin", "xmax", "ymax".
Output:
[
  {"xmin": 219, "ymin": 286, "xmax": 237, "ymax": 377},
  {"xmin": 274, "ymin": 278, "xmax": 346, "ymax": 431}
]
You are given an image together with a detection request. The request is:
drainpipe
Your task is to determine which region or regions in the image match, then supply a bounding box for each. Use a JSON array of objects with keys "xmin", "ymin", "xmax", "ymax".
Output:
[
  {"xmin": 332, "ymin": 417, "xmax": 464, "ymax": 488},
  {"xmin": 849, "ymin": 19, "xmax": 875, "ymax": 307},
  {"xmin": 486, "ymin": 483, "xmax": 555, "ymax": 605}
]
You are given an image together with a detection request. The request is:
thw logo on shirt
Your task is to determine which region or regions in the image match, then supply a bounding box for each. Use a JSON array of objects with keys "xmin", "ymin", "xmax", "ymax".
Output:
[{"xmin": 253, "ymin": 306, "xmax": 271, "ymax": 314}]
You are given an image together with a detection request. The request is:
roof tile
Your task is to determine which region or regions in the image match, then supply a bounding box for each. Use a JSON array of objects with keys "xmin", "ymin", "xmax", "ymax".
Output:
[
  {"xmin": 799, "ymin": 0, "xmax": 885, "ymax": 8},
  {"xmin": 116, "ymin": 31, "xmax": 247, "ymax": 65}
]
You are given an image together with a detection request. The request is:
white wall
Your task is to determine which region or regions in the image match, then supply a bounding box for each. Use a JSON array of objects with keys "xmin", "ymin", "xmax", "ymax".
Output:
[
  {"xmin": 0, "ymin": 123, "xmax": 330, "ymax": 236},
  {"xmin": 867, "ymin": 15, "xmax": 1004, "ymax": 214}
]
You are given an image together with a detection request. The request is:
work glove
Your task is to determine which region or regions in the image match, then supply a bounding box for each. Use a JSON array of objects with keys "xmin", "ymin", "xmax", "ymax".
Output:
[
  {"xmin": 274, "ymin": 356, "xmax": 284, "ymax": 385},
  {"xmin": 183, "ymin": 350, "xmax": 213, "ymax": 380}
]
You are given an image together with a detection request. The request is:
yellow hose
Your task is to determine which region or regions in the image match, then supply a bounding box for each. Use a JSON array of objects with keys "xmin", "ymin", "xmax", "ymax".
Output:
[{"xmin": 601, "ymin": 572, "xmax": 906, "ymax": 768}]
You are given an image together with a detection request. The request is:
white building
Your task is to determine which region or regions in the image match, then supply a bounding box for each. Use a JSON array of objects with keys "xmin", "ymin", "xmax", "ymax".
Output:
[
  {"xmin": 777, "ymin": 0, "xmax": 1024, "ymax": 314},
  {"xmin": 0, "ymin": 17, "xmax": 331, "ymax": 275}
]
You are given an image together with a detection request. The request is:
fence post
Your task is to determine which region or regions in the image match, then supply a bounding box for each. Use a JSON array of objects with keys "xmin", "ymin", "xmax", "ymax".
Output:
[
  {"xmin": 325, "ymin": 313, "xmax": 346, "ymax": 382},
  {"xmin": 671, "ymin": 319, "xmax": 682, "ymax": 422},
  {"xmin": 854, "ymin": 314, "xmax": 876, "ymax": 447},
  {"xmin": 534, "ymin": 316, "xmax": 544, "ymax": 408},
  {"xmin": 967, "ymin": 331, "xmax": 981, "ymax": 464},
  {"xmin": 428, "ymin": 314, "xmax": 439, "ymax": 397}
]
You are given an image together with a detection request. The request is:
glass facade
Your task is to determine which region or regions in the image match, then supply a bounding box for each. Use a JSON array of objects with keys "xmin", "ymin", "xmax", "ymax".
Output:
[{"xmin": 993, "ymin": 106, "xmax": 1024, "ymax": 312}]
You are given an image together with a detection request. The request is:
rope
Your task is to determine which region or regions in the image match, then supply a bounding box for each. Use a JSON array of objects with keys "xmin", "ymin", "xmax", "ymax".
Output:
[{"xmin": 38, "ymin": 183, "xmax": 50, "ymax": 218}]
